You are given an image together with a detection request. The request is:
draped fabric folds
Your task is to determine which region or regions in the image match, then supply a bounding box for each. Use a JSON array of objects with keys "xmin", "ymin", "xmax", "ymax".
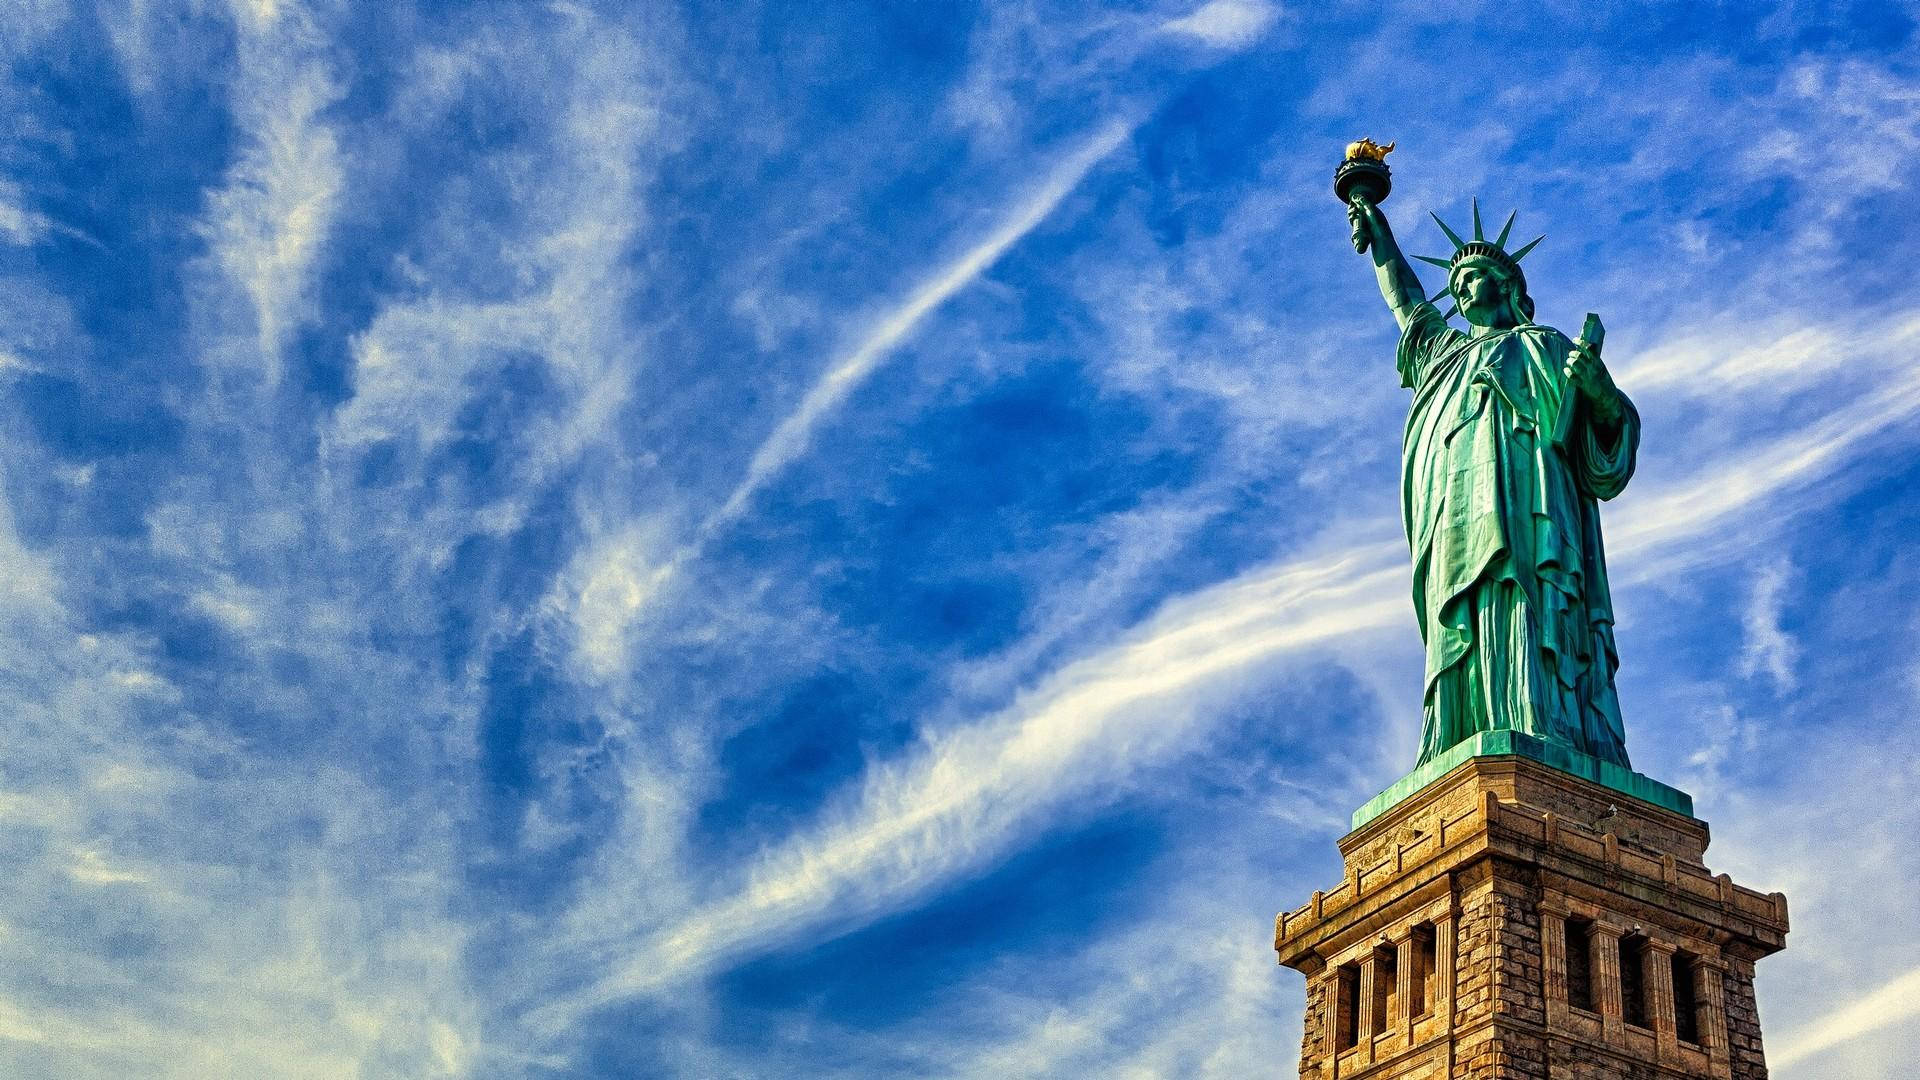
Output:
[{"xmin": 1395, "ymin": 301, "xmax": 1637, "ymax": 768}]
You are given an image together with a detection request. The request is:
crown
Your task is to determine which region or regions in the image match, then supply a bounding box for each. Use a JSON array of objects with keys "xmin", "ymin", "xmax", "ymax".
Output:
[{"xmin": 1412, "ymin": 199, "xmax": 1544, "ymax": 321}]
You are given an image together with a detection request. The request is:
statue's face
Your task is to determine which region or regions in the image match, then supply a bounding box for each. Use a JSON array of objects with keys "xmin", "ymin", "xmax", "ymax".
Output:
[{"xmin": 1452, "ymin": 257, "xmax": 1512, "ymax": 327}]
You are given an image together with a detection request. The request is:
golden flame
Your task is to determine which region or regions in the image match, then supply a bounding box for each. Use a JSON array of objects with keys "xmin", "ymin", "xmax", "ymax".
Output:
[{"xmin": 1343, "ymin": 138, "xmax": 1395, "ymax": 163}]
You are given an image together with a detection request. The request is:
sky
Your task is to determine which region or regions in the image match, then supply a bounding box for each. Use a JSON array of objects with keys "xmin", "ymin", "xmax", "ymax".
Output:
[{"xmin": 0, "ymin": 0, "xmax": 1917, "ymax": 1076}]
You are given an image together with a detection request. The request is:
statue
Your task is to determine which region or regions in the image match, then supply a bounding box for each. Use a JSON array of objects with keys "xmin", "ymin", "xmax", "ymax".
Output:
[{"xmin": 1337, "ymin": 142, "xmax": 1638, "ymax": 769}]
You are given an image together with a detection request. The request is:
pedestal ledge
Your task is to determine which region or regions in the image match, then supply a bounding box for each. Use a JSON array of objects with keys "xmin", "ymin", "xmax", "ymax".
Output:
[
  {"xmin": 1274, "ymin": 755, "xmax": 1787, "ymax": 1080},
  {"xmin": 1351, "ymin": 729, "xmax": 1694, "ymax": 832}
]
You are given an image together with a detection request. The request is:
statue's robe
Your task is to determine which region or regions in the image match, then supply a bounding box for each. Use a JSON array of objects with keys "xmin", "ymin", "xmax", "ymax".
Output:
[{"xmin": 1397, "ymin": 300, "xmax": 1637, "ymax": 767}]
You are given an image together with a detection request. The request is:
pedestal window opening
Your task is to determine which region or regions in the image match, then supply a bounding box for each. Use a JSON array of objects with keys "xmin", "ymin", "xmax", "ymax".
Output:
[
  {"xmin": 1334, "ymin": 963, "xmax": 1360, "ymax": 1052},
  {"xmin": 1672, "ymin": 950, "xmax": 1702, "ymax": 1046},
  {"xmin": 1410, "ymin": 923, "xmax": 1435, "ymax": 1019},
  {"xmin": 1564, "ymin": 916, "xmax": 1595, "ymax": 1012},
  {"xmin": 1371, "ymin": 945, "xmax": 1397, "ymax": 1036},
  {"xmin": 1620, "ymin": 933, "xmax": 1651, "ymax": 1029}
]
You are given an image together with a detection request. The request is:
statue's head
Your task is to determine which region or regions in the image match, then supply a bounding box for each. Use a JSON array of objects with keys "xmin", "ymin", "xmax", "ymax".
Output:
[
  {"xmin": 1422, "ymin": 203, "xmax": 1542, "ymax": 328},
  {"xmin": 1449, "ymin": 248, "xmax": 1534, "ymax": 328}
]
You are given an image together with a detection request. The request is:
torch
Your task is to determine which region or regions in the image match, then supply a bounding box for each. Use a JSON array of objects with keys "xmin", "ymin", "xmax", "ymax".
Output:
[{"xmin": 1334, "ymin": 139, "xmax": 1394, "ymax": 253}]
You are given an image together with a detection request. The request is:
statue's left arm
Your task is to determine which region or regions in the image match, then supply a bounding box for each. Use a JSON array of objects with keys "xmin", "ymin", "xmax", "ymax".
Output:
[{"xmin": 1562, "ymin": 335, "xmax": 1637, "ymax": 499}]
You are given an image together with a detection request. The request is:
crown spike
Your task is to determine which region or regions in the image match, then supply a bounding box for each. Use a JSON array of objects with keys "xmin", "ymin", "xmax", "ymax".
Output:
[
  {"xmin": 1471, "ymin": 198, "xmax": 1485, "ymax": 241},
  {"xmin": 1430, "ymin": 212, "xmax": 1468, "ymax": 252},
  {"xmin": 1510, "ymin": 235, "xmax": 1546, "ymax": 262},
  {"xmin": 1428, "ymin": 286, "xmax": 1454, "ymax": 305},
  {"xmin": 1494, "ymin": 209, "xmax": 1517, "ymax": 248},
  {"xmin": 1413, "ymin": 254, "xmax": 1454, "ymax": 269},
  {"xmin": 1440, "ymin": 303, "xmax": 1461, "ymax": 321}
]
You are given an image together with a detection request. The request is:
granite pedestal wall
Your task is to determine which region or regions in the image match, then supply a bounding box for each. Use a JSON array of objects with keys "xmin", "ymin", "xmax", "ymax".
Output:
[{"xmin": 1275, "ymin": 755, "xmax": 1788, "ymax": 1079}]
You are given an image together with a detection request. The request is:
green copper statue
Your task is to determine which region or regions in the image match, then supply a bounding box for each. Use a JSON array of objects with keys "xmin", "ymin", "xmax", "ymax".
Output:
[{"xmin": 1338, "ymin": 142, "xmax": 1637, "ymax": 770}]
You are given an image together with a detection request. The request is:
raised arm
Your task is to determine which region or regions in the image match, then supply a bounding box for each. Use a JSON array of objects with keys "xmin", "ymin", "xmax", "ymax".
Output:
[{"xmin": 1348, "ymin": 196, "xmax": 1427, "ymax": 331}]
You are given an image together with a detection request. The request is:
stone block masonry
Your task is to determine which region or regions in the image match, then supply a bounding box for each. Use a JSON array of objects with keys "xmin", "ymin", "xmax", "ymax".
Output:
[{"xmin": 1275, "ymin": 755, "xmax": 1787, "ymax": 1079}]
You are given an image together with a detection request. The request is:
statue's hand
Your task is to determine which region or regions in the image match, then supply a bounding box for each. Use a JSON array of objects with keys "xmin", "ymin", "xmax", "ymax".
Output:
[
  {"xmin": 1347, "ymin": 195, "xmax": 1385, "ymax": 255},
  {"xmin": 1563, "ymin": 342, "xmax": 1626, "ymax": 428}
]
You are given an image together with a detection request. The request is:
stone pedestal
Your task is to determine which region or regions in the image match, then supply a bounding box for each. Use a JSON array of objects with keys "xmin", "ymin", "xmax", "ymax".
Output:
[{"xmin": 1275, "ymin": 755, "xmax": 1788, "ymax": 1079}]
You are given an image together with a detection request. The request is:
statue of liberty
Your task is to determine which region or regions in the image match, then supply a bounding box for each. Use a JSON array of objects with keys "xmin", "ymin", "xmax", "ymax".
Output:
[{"xmin": 1338, "ymin": 142, "xmax": 1637, "ymax": 769}]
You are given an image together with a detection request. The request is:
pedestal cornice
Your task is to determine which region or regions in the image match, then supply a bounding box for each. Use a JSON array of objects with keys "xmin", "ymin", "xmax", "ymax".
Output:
[{"xmin": 1274, "ymin": 755, "xmax": 1788, "ymax": 1080}]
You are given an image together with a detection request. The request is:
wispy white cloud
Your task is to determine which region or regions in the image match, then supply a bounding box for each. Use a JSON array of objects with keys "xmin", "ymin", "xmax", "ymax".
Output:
[
  {"xmin": 1159, "ymin": 0, "xmax": 1279, "ymax": 50},
  {"xmin": 1772, "ymin": 965, "xmax": 1920, "ymax": 1068},
  {"xmin": 0, "ymin": 0, "xmax": 70, "ymax": 48},
  {"xmin": 1734, "ymin": 59, "xmax": 1920, "ymax": 253},
  {"xmin": 711, "ymin": 118, "xmax": 1135, "ymax": 531},
  {"xmin": 1610, "ymin": 351, "xmax": 1920, "ymax": 578},
  {"xmin": 1616, "ymin": 314, "xmax": 1920, "ymax": 397},
  {"xmin": 534, "ymin": 545, "xmax": 1402, "ymax": 1028},
  {"xmin": 1718, "ymin": 725, "xmax": 1920, "ymax": 1075},
  {"xmin": 945, "ymin": 0, "xmax": 1273, "ymax": 150},
  {"xmin": 0, "ymin": 459, "xmax": 480, "ymax": 1077},
  {"xmin": 569, "ymin": 853, "xmax": 1308, "ymax": 1080},
  {"xmin": 1738, "ymin": 559, "xmax": 1798, "ymax": 692},
  {"xmin": 917, "ymin": 873, "xmax": 1292, "ymax": 1080},
  {"xmin": 555, "ymin": 116, "xmax": 1138, "ymax": 677},
  {"xmin": 332, "ymin": 21, "xmax": 658, "ymax": 467},
  {"xmin": 0, "ymin": 7, "xmax": 669, "ymax": 1077},
  {"xmin": 196, "ymin": 6, "xmax": 343, "ymax": 387},
  {"xmin": 940, "ymin": 493, "xmax": 1225, "ymax": 711},
  {"xmin": 328, "ymin": 20, "xmax": 669, "ymax": 683},
  {"xmin": 0, "ymin": 178, "xmax": 83, "ymax": 246}
]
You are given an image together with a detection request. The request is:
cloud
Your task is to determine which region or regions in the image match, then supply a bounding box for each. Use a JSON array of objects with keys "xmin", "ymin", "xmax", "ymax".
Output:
[
  {"xmin": 1734, "ymin": 59, "xmax": 1920, "ymax": 252},
  {"xmin": 565, "ymin": 520, "xmax": 685, "ymax": 676},
  {"xmin": 534, "ymin": 545, "xmax": 1403, "ymax": 1028},
  {"xmin": 1772, "ymin": 965, "xmax": 1920, "ymax": 1068},
  {"xmin": 1716, "ymin": 722, "xmax": 1920, "ymax": 1077},
  {"xmin": 905, "ymin": 873, "xmax": 1294, "ymax": 1080},
  {"xmin": 1737, "ymin": 559, "xmax": 1798, "ymax": 692},
  {"xmin": 1159, "ymin": 0, "xmax": 1279, "ymax": 50},
  {"xmin": 1609, "ymin": 353, "xmax": 1920, "ymax": 579},
  {"xmin": 331, "ymin": 19, "xmax": 660, "ymax": 467},
  {"xmin": 940, "ymin": 493, "xmax": 1226, "ymax": 709},
  {"xmin": 196, "ymin": 11, "xmax": 344, "ymax": 385},
  {"xmin": 0, "ymin": 467, "xmax": 481, "ymax": 1077},
  {"xmin": 711, "ymin": 118, "xmax": 1135, "ymax": 531},
  {"xmin": 551, "ymin": 116, "xmax": 1139, "ymax": 677},
  {"xmin": 1615, "ymin": 313, "xmax": 1920, "ymax": 398},
  {"xmin": 0, "ymin": 0, "xmax": 70, "ymax": 48},
  {"xmin": 0, "ymin": 179, "xmax": 79, "ymax": 246}
]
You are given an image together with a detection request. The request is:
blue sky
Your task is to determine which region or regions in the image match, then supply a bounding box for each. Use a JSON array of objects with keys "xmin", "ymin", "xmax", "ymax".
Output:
[{"xmin": 1, "ymin": 0, "xmax": 1917, "ymax": 1076}]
